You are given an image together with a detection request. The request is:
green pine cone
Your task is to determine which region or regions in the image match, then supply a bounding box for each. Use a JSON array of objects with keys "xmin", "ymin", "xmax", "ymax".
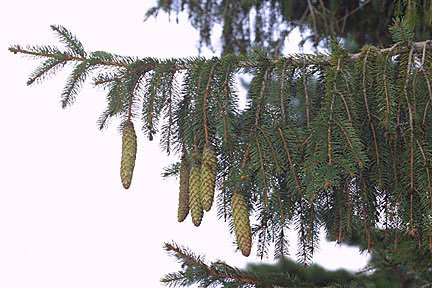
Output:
[
  {"xmin": 120, "ymin": 121, "xmax": 137, "ymax": 189},
  {"xmin": 231, "ymin": 191, "xmax": 252, "ymax": 257},
  {"xmin": 189, "ymin": 161, "xmax": 203, "ymax": 227},
  {"xmin": 177, "ymin": 155, "xmax": 190, "ymax": 222},
  {"xmin": 200, "ymin": 143, "xmax": 217, "ymax": 211}
]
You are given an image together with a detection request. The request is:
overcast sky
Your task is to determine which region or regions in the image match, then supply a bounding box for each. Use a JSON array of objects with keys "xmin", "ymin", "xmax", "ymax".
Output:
[{"xmin": 0, "ymin": 1, "xmax": 369, "ymax": 287}]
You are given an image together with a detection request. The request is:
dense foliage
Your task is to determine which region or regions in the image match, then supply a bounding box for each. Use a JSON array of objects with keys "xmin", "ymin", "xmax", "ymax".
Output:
[
  {"xmin": 162, "ymin": 240, "xmax": 432, "ymax": 287},
  {"xmin": 9, "ymin": 4, "xmax": 432, "ymax": 287},
  {"xmin": 146, "ymin": 0, "xmax": 432, "ymax": 54}
]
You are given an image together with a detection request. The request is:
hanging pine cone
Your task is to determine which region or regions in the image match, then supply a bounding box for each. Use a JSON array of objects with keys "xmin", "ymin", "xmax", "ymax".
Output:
[
  {"xmin": 189, "ymin": 161, "xmax": 203, "ymax": 226},
  {"xmin": 120, "ymin": 121, "xmax": 137, "ymax": 189},
  {"xmin": 231, "ymin": 191, "xmax": 252, "ymax": 257},
  {"xmin": 200, "ymin": 143, "xmax": 217, "ymax": 211},
  {"xmin": 177, "ymin": 155, "xmax": 190, "ymax": 222}
]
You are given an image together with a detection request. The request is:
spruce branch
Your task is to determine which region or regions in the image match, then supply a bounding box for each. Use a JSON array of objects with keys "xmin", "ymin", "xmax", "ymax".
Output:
[
  {"xmin": 255, "ymin": 138, "xmax": 269, "ymax": 208},
  {"xmin": 403, "ymin": 45, "xmax": 417, "ymax": 234},
  {"xmin": 61, "ymin": 60, "xmax": 94, "ymax": 108},
  {"xmin": 127, "ymin": 73, "xmax": 142, "ymax": 122},
  {"xmin": 162, "ymin": 242, "xmax": 259, "ymax": 286},
  {"xmin": 26, "ymin": 57, "xmax": 67, "ymax": 85},
  {"xmin": 257, "ymin": 126, "xmax": 281, "ymax": 172},
  {"xmin": 202, "ymin": 61, "xmax": 216, "ymax": 143},
  {"xmin": 301, "ymin": 66, "xmax": 311, "ymax": 127},
  {"xmin": 9, "ymin": 25, "xmax": 432, "ymax": 268},
  {"xmin": 276, "ymin": 126, "xmax": 302, "ymax": 195},
  {"xmin": 9, "ymin": 33, "xmax": 432, "ymax": 77},
  {"xmin": 358, "ymin": 46, "xmax": 382, "ymax": 185},
  {"xmin": 163, "ymin": 241, "xmax": 373, "ymax": 288},
  {"xmin": 50, "ymin": 25, "xmax": 86, "ymax": 57}
]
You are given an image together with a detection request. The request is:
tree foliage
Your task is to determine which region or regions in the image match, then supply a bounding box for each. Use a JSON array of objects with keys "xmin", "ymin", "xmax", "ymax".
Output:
[
  {"xmin": 9, "ymin": 10, "xmax": 432, "ymax": 288},
  {"xmin": 161, "ymin": 239, "xmax": 432, "ymax": 287},
  {"xmin": 145, "ymin": 0, "xmax": 432, "ymax": 54}
]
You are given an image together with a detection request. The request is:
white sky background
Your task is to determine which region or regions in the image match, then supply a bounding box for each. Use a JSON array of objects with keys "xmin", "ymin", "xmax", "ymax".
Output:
[{"xmin": 0, "ymin": 1, "xmax": 369, "ymax": 287}]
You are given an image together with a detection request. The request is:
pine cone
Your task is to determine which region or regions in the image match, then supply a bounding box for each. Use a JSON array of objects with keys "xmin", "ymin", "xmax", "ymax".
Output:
[
  {"xmin": 120, "ymin": 121, "xmax": 137, "ymax": 189},
  {"xmin": 231, "ymin": 191, "xmax": 252, "ymax": 257},
  {"xmin": 189, "ymin": 161, "xmax": 203, "ymax": 226},
  {"xmin": 177, "ymin": 155, "xmax": 190, "ymax": 222},
  {"xmin": 200, "ymin": 143, "xmax": 218, "ymax": 211}
]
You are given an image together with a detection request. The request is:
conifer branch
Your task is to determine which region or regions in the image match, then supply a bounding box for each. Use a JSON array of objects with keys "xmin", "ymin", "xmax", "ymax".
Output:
[
  {"xmin": 360, "ymin": 46, "xmax": 382, "ymax": 186},
  {"xmin": 334, "ymin": 120, "xmax": 363, "ymax": 169},
  {"xmin": 404, "ymin": 45, "xmax": 416, "ymax": 234},
  {"xmin": 202, "ymin": 63, "xmax": 216, "ymax": 143},
  {"xmin": 218, "ymin": 60, "xmax": 236, "ymax": 153},
  {"xmin": 127, "ymin": 74, "xmax": 142, "ymax": 121},
  {"xmin": 277, "ymin": 60, "xmax": 288, "ymax": 124},
  {"xmin": 257, "ymin": 127, "xmax": 280, "ymax": 172},
  {"xmin": 240, "ymin": 144, "xmax": 251, "ymax": 170},
  {"xmin": 214, "ymin": 86, "xmax": 232, "ymax": 152},
  {"xmin": 381, "ymin": 55, "xmax": 392, "ymax": 129},
  {"xmin": 418, "ymin": 60, "xmax": 432, "ymax": 125},
  {"xmin": 164, "ymin": 73, "xmax": 175, "ymax": 154},
  {"xmin": 61, "ymin": 61, "xmax": 94, "ymax": 108},
  {"xmin": 254, "ymin": 68, "xmax": 270, "ymax": 128},
  {"xmin": 163, "ymin": 242, "xmax": 259, "ymax": 286},
  {"xmin": 301, "ymin": 66, "xmax": 311, "ymax": 127},
  {"xmin": 27, "ymin": 58, "xmax": 67, "ymax": 85},
  {"xmin": 327, "ymin": 93, "xmax": 335, "ymax": 167},
  {"xmin": 50, "ymin": 25, "xmax": 86, "ymax": 57},
  {"xmin": 416, "ymin": 140, "xmax": 432, "ymax": 205},
  {"xmin": 255, "ymin": 138, "xmax": 269, "ymax": 208},
  {"xmin": 9, "ymin": 25, "xmax": 432, "ymax": 268},
  {"xmin": 9, "ymin": 40, "xmax": 432, "ymax": 78},
  {"xmin": 277, "ymin": 126, "xmax": 302, "ymax": 195}
]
